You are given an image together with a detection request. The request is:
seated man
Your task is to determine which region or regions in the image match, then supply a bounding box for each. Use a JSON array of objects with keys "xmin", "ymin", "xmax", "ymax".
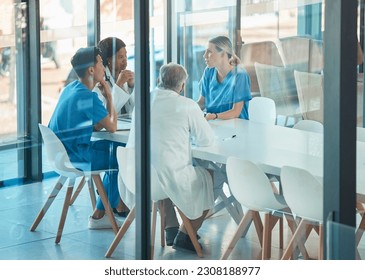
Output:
[
  {"xmin": 126, "ymin": 62, "xmax": 224, "ymax": 252},
  {"xmin": 48, "ymin": 46, "xmax": 127, "ymax": 229}
]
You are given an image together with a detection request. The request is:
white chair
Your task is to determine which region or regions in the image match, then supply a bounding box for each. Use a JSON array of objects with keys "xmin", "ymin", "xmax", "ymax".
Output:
[
  {"xmin": 249, "ymin": 96, "xmax": 276, "ymax": 125},
  {"xmin": 293, "ymin": 120, "xmax": 323, "ymax": 133},
  {"xmin": 105, "ymin": 146, "xmax": 203, "ymax": 258},
  {"xmin": 30, "ymin": 124, "xmax": 119, "ymax": 243},
  {"xmin": 294, "ymin": 70, "xmax": 323, "ymax": 123},
  {"xmin": 221, "ymin": 158, "xmax": 291, "ymax": 260},
  {"xmin": 280, "ymin": 165, "xmax": 324, "ymax": 260}
]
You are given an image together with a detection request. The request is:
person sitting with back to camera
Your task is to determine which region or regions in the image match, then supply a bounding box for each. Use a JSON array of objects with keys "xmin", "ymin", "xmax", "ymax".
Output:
[
  {"xmin": 48, "ymin": 46, "xmax": 127, "ymax": 229},
  {"xmin": 93, "ymin": 37, "xmax": 135, "ymax": 117},
  {"xmin": 197, "ymin": 35, "xmax": 252, "ymax": 120},
  {"xmin": 127, "ymin": 62, "xmax": 227, "ymax": 252}
]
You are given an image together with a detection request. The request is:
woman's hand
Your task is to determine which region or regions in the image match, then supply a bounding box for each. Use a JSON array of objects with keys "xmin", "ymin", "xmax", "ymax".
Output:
[
  {"xmin": 205, "ymin": 113, "xmax": 218, "ymax": 121},
  {"xmin": 116, "ymin": 70, "xmax": 134, "ymax": 88}
]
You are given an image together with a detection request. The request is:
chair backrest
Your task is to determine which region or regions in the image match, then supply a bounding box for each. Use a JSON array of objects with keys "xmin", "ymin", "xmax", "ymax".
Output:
[
  {"xmin": 293, "ymin": 120, "xmax": 323, "ymax": 133},
  {"xmin": 254, "ymin": 62, "xmax": 299, "ymax": 117},
  {"xmin": 240, "ymin": 40, "xmax": 284, "ymax": 93},
  {"xmin": 277, "ymin": 36, "xmax": 323, "ymax": 74},
  {"xmin": 226, "ymin": 157, "xmax": 286, "ymax": 212},
  {"xmin": 116, "ymin": 146, "xmax": 168, "ymax": 202},
  {"xmin": 249, "ymin": 96, "xmax": 276, "ymax": 125},
  {"xmin": 38, "ymin": 124, "xmax": 82, "ymax": 178},
  {"xmin": 117, "ymin": 146, "xmax": 136, "ymax": 195},
  {"xmin": 277, "ymin": 36, "xmax": 311, "ymax": 72},
  {"xmin": 309, "ymin": 39, "xmax": 323, "ymax": 73},
  {"xmin": 294, "ymin": 70, "xmax": 323, "ymax": 123},
  {"xmin": 280, "ymin": 165, "xmax": 323, "ymax": 221}
]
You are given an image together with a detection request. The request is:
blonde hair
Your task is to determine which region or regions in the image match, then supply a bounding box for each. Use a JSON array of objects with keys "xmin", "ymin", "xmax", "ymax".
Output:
[{"xmin": 209, "ymin": 36, "xmax": 241, "ymax": 66}]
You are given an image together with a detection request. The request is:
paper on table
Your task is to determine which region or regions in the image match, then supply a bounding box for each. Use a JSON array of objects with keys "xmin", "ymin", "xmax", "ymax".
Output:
[{"xmin": 117, "ymin": 120, "xmax": 131, "ymax": 131}]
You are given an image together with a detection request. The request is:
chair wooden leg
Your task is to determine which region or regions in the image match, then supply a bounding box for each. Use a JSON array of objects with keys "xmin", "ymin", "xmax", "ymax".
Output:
[
  {"xmin": 159, "ymin": 200, "xmax": 166, "ymax": 247},
  {"xmin": 252, "ymin": 211, "xmax": 263, "ymax": 246},
  {"xmin": 176, "ymin": 208, "xmax": 203, "ymax": 258},
  {"xmin": 151, "ymin": 202, "xmax": 158, "ymax": 260},
  {"xmin": 105, "ymin": 207, "xmax": 136, "ymax": 258},
  {"xmin": 281, "ymin": 219, "xmax": 307, "ymax": 260},
  {"xmin": 55, "ymin": 179, "xmax": 75, "ymax": 244},
  {"xmin": 263, "ymin": 213, "xmax": 281, "ymax": 260},
  {"xmin": 69, "ymin": 176, "xmax": 86, "ymax": 205},
  {"xmin": 284, "ymin": 213, "xmax": 309, "ymax": 259},
  {"xmin": 30, "ymin": 176, "xmax": 67, "ymax": 232},
  {"xmin": 220, "ymin": 210, "xmax": 254, "ymax": 260},
  {"xmin": 356, "ymin": 212, "xmax": 365, "ymax": 246},
  {"xmin": 92, "ymin": 174, "xmax": 119, "ymax": 234},
  {"xmin": 86, "ymin": 177, "xmax": 97, "ymax": 210},
  {"xmin": 262, "ymin": 213, "xmax": 271, "ymax": 260},
  {"xmin": 279, "ymin": 216, "xmax": 284, "ymax": 249}
]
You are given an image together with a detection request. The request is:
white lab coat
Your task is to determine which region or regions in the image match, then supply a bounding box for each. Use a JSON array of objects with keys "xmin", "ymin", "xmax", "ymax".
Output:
[
  {"xmin": 123, "ymin": 87, "xmax": 215, "ymax": 219},
  {"xmin": 93, "ymin": 67, "xmax": 134, "ymax": 115}
]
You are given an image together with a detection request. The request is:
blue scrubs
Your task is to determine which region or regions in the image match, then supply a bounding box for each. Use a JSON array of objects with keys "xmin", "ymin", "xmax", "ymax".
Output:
[
  {"xmin": 199, "ymin": 66, "xmax": 252, "ymax": 119},
  {"xmin": 49, "ymin": 80, "xmax": 122, "ymax": 210}
]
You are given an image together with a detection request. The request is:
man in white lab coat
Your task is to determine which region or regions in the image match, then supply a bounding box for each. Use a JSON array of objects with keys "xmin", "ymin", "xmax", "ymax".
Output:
[
  {"xmin": 124, "ymin": 63, "xmax": 216, "ymax": 252},
  {"xmin": 150, "ymin": 63, "xmax": 215, "ymax": 252}
]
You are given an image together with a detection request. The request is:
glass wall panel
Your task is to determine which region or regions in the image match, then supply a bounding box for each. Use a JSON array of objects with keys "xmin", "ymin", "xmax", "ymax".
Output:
[
  {"xmin": 175, "ymin": 1, "xmax": 236, "ymax": 100},
  {"xmin": 100, "ymin": 0, "xmax": 164, "ymax": 91},
  {"xmin": 0, "ymin": 1, "xmax": 27, "ymax": 182},
  {"xmin": 168, "ymin": 0, "xmax": 359, "ymax": 260},
  {"xmin": 39, "ymin": 0, "xmax": 88, "ymax": 173}
]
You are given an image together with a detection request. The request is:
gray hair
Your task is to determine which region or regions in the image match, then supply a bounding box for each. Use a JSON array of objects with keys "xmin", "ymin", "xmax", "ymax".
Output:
[
  {"xmin": 209, "ymin": 35, "xmax": 241, "ymax": 65},
  {"xmin": 158, "ymin": 63, "xmax": 188, "ymax": 92}
]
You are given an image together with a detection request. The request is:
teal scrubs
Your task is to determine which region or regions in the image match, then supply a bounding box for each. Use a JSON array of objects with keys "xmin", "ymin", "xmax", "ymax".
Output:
[
  {"xmin": 199, "ymin": 66, "xmax": 252, "ymax": 119},
  {"xmin": 49, "ymin": 80, "xmax": 122, "ymax": 210}
]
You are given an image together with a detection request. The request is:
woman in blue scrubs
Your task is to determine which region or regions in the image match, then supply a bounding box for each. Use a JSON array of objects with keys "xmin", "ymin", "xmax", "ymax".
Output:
[{"xmin": 198, "ymin": 36, "xmax": 252, "ymax": 120}]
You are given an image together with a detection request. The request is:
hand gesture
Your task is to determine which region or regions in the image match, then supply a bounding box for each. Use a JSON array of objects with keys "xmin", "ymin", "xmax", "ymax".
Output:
[
  {"xmin": 98, "ymin": 79, "xmax": 112, "ymax": 101},
  {"xmin": 116, "ymin": 70, "xmax": 134, "ymax": 88}
]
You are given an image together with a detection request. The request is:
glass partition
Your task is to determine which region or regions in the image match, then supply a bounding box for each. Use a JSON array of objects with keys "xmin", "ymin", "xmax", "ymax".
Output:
[
  {"xmin": 0, "ymin": 1, "xmax": 28, "ymax": 183},
  {"xmin": 39, "ymin": 0, "xmax": 88, "ymax": 174}
]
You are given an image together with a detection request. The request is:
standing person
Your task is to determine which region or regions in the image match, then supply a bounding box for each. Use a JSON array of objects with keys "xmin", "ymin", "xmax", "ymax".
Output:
[
  {"xmin": 197, "ymin": 35, "xmax": 252, "ymax": 120},
  {"xmin": 94, "ymin": 37, "xmax": 135, "ymax": 116},
  {"xmin": 48, "ymin": 47, "xmax": 127, "ymax": 229}
]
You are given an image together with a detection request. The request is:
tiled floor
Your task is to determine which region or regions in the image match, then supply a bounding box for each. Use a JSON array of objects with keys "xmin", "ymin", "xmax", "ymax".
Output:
[{"xmin": 0, "ymin": 176, "xmax": 364, "ymax": 260}]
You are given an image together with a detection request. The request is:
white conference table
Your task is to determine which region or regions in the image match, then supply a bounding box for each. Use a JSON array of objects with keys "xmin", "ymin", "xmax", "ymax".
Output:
[{"xmin": 92, "ymin": 118, "xmax": 365, "ymax": 198}]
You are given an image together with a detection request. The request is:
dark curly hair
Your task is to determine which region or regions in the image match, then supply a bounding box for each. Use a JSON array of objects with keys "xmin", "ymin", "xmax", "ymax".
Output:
[{"xmin": 97, "ymin": 37, "xmax": 126, "ymax": 66}]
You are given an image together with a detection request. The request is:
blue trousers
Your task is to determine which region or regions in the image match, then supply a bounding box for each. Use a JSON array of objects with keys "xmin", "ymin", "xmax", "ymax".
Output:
[{"xmin": 90, "ymin": 140, "xmax": 125, "ymax": 210}]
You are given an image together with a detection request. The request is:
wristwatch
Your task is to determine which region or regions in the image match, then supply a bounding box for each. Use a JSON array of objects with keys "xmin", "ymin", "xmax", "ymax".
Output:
[{"xmin": 214, "ymin": 113, "xmax": 218, "ymax": 119}]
